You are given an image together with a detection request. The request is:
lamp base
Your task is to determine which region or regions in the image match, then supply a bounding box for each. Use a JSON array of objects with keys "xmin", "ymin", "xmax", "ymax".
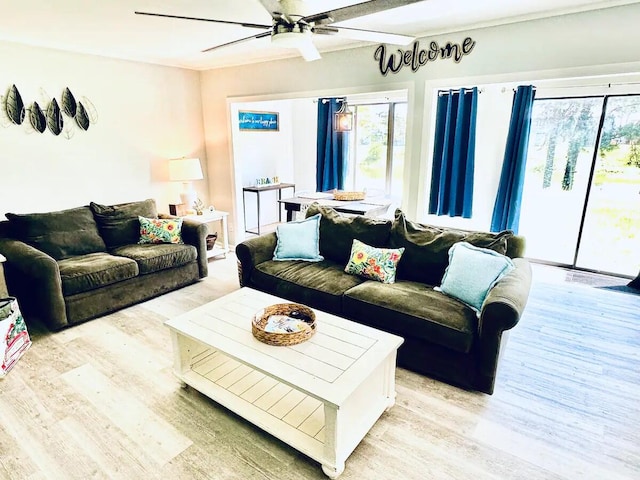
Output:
[{"xmin": 180, "ymin": 190, "xmax": 197, "ymax": 209}]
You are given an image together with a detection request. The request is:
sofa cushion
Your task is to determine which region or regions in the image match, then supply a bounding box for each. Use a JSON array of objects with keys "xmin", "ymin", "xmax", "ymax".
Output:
[
  {"xmin": 390, "ymin": 209, "xmax": 513, "ymax": 285},
  {"xmin": 58, "ymin": 252, "xmax": 138, "ymax": 296},
  {"xmin": 343, "ymin": 280, "xmax": 477, "ymax": 353},
  {"xmin": 252, "ymin": 259, "xmax": 367, "ymax": 315},
  {"xmin": 6, "ymin": 206, "xmax": 106, "ymax": 260},
  {"xmin": 305, "ymin": 204, "xmax": 392, "ymax": 264},
  {"xmin": 111, "ymin": 243, "xmax": 197, "ymax": 275},
  {"xmin": 90, "ymin": 199, "xmax": 157, "ymax": 249}
]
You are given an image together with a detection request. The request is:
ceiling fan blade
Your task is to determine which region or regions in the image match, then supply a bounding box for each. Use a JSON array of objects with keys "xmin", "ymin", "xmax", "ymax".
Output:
[
  {"xmin": 296, "ymin": 41, "xmax": 321, "ymax": 62},
  {"xmin": 257, "ymin": 0, "xmax": 286, "ymax": 20},
  {"xmin": 329, "ymin": 26, "xmax": 414, "ymax": 45},
  {"xmin": 134, "ymin": 11, "xmax": 271, "ymax": 30},
  {"xmin": 202, "ymin": 31, "xmax": 272, "ymax": 53},
  {"xmin": 303, "ymin": 0, "xmax": 426, "ymax": 26}
]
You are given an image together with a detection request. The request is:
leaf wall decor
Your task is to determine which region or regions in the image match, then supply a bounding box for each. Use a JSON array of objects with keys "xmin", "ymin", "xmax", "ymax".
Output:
[
  {"xmin": 46, "ymin": 98, "xmax": 63, "ymax": 135},
  {"xmin": 5, "ymin": 84, "xmax": 25, "ymax": 125},
  {"xmin": 61, "ymin": 87, "xmax": 77, "ymax": 117},
  {"xmin": 29, "ymin": 102, "xmax": 46, "ymax": 133},
  {"xmin": 80, "ymin": 96, "xmax": 98, "ymax": 124},
  {"xmin": 75, "ymin": 102, "xmax": 90, "ymax": 131}
]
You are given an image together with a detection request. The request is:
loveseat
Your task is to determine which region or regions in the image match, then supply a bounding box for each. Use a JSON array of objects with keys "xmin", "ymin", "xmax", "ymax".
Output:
[
  {"xmin": 236, "ymin": 204, "xmax": 532, "ymax": 394},
  {"xmin": 0, "ymin": 199, "xmax": 208, "ymax": 331}
]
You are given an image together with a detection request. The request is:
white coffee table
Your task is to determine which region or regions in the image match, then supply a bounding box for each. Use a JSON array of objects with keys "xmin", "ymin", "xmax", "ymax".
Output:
[{"xmin": 165, "ymin": 287, "xmax": 404, "ymax": 478}]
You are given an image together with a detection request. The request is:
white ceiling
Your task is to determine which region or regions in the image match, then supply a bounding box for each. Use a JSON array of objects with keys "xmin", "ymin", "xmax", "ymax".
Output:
[{"xmin": 1, "ymin": 0, "xmax": 636, "ymax": 70}]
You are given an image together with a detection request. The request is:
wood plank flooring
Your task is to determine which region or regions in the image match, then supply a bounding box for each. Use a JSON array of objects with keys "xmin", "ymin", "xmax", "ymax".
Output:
[{"xmin": 0, "ymin": 256, "xmax": 638, "ymax": 479}]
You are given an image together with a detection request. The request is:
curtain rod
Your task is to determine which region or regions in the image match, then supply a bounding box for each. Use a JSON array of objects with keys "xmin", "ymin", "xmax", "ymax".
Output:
[
  {"xmin": 317, "ymin": 97, "xmax": 347, "ymax": 104},
  {"xmin": 533, "ymin": 80, "xmax": 640, "ymax": 90},
  {"xmin": 438, "ymin": 88, "xmax": 484, "ymax": 96}
]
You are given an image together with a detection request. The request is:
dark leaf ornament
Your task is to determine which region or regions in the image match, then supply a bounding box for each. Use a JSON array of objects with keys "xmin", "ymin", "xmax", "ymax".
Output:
[
  {"xmin": 61, "ymin": 87, "xmax": 77, "ymax": 117},
  {"xmin": 46, "ymin": 98, "xmax": 63, "ymax": 135},
  {"xmin": 75, "ymin": 102, "xmax": 90, "ymax": 131},
  {"xmin": 29, "ymin": 102, "xmax": 46, "ymax": 133},
  {"xmin": 5, "ymin": 84, "xmax": 25, "ymax": 125}
]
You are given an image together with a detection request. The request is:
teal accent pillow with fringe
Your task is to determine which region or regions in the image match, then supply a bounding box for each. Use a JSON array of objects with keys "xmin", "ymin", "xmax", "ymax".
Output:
[
  {"xmin": 273, "ymin": 213, "xmax": 324, "ymax": 262},
  {"xmin": 436, "ymin": 241, "xmax": 514, "ymax": 314}
]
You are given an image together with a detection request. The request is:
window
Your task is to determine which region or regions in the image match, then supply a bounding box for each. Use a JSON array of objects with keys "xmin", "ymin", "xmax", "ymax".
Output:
[{"xmin": 344, "ymin": 102, "xmax": 407, "ymax": 207}]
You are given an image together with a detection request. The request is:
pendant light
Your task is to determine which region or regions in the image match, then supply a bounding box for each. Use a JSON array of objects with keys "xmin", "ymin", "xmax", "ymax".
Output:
[{"xmin": 334, "ymin": 99, "xmax": 353, "ymax": 132}]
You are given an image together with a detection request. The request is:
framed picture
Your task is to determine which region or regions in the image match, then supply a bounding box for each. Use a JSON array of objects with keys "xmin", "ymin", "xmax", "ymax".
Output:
[{"xmin": 239, "ymin": 110, "xmax": 279, "ymax": 131}]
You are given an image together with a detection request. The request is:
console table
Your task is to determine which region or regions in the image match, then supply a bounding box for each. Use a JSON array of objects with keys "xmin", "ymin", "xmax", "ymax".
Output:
[{"xmin": 243, "ymin": 183, "xmax": 295, "ymax": 235}]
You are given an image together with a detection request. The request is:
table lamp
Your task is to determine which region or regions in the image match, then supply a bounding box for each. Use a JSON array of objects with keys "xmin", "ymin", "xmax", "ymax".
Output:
[{"xmin": 169, "ymin": 158, "xmax": 203, "ymax": 208}]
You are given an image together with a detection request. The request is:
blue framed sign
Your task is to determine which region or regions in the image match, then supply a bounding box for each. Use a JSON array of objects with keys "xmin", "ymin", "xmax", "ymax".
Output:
[{"xmin": 239, "ymin": 110, "xmax": 279, "ymax": 131}]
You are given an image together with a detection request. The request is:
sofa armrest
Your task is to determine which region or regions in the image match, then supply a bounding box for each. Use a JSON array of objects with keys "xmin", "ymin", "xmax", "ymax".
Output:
[
  {"xmin": 476, "ymin": 257, "xmax": 532, "ymax": 393},
  {"xmin": 0, "ymin": 238, "xmax": 68, "ymax": 330},
  {"xmin": 159, "ymin": 214, "xmax": 208, "ymax": 278},
  {"xmin": 235, "ymin": 233, "xmax": 277, "ymax": 287}
]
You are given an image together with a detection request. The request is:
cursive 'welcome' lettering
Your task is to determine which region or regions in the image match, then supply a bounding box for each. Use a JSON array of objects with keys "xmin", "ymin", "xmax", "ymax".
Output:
[{"xmin": 374, "ymin": 37, "xmax": 476, "ymax": 76}]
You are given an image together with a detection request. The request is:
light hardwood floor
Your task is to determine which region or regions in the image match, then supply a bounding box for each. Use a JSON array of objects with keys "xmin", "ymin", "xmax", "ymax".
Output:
[{"xmin": 0, "ymin": 256, "xmax": 638, "ymax": 480}]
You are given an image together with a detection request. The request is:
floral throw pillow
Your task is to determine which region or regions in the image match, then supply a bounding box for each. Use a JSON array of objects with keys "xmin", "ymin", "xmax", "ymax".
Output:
[
  {"xmin": 138, "ymin": 216, "xmax": 184, "ymax": 244},
  {"xmin": 344, "ymin": 239, "xmax": 405, "ymax": 284}
]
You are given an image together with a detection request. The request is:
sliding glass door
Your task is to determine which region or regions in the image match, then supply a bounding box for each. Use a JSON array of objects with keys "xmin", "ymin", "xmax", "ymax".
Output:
[
  {"xmin": 518, "ymin": 94, "xmax": 640, "ymax": 276},
  {"xmin": 518, "ymin": 97, "xmax": 603, "ymax": 265},
  {"xmin": 576, "ymin": 96, "xmax": 640, "ymax": 276}
]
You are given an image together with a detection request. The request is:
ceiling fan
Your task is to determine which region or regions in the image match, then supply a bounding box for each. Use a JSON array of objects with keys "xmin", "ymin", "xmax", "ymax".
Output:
[{"xmin": 135, "ymin": 0, "xmax": 424, "ymax": 62}]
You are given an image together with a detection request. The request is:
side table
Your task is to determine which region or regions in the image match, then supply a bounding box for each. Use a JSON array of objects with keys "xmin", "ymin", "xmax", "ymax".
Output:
[{"xmin": 183, "ymin": 211, "xmax": 230, "ymax": 259}]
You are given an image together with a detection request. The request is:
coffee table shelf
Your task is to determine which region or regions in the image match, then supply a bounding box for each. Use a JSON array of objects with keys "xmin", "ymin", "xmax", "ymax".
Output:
[
  {"xmin": 165, "ymin": 288, "xmax": 403, "ymax": 478},
  {"xmin": 184, "ymin": 346, "xmax": 326, "ymax": 460}
]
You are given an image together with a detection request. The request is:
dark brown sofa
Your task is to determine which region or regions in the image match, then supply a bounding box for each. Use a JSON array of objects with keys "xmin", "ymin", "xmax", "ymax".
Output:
[
  {"xmin": 236, "ymin": 204, "xmax": 532, "ymax": 394},
  {"xmin": 0, "ymin": 199, "xmax": 208, "ymax": 330}
]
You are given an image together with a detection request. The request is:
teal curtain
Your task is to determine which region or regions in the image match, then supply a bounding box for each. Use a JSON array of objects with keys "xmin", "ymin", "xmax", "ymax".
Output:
[
  {"xmin": 491, "ymin": 85, "xmax": 536, "ymax": 233},
  {"xmin": 316, "ymin": 98, "xmax": 347, "ymax": 191},
  {"xmin": 428, "ymin": 88, "xmax": 478, "ymax": 218}
]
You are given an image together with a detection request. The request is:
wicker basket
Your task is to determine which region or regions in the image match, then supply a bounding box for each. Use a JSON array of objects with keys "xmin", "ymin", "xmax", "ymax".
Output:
[
  {"xmin": 333, "ymin": 190, "xmax": 366, "ymax": 201},
  {"xmin": 252, "ymin": 303, "xmax": 316, "ymax": 346}
]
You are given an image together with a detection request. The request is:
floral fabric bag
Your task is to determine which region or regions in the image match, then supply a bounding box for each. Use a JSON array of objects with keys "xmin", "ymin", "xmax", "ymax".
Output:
[{"xmin": 0, "ymin": 297, "xmax": 31, "ymax": 378}]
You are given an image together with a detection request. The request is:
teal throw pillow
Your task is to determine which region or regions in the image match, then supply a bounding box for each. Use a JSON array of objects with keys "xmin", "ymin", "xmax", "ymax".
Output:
[
  {"xmin": 436, "ymin": 241, "xmax": 514, "ymax": 314},
  {"xmin": 344, "ymin": 239, "xmax": 405, "ymax": 284},
  {"xmin": 273, "ymin": 214, "xmax": 324, "ymax": 262}
]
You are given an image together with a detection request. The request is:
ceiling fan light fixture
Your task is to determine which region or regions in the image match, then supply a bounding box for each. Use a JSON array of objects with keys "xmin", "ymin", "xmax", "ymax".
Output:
[
  {"xmin": 271, "ymin": 30, "xmax": 311, "ymax": 49},
  {"xmin": 271, "ymin": 28, "xmax": 321, "ymax": 61},
  {"xmin": 334, "ymin": 100, "xmax": 353, "ymax": 132}
]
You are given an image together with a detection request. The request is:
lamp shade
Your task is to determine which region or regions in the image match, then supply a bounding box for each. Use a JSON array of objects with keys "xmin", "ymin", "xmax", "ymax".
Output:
[{"xmin": 169, "ymin": 158, "xmax": 203, "ymax": 182}]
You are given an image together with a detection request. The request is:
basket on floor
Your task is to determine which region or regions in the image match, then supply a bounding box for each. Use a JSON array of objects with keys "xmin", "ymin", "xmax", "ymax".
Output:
[
  {"xmin": 206, "ymin": 233, "xmax": 218, "ymax": 251},
  {"xmin": 252, "ymin": 303, "xmax": 316, "ymax": 346}
]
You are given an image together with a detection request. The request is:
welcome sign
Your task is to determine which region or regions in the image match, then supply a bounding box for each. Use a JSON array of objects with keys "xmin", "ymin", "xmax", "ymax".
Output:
[
  {"xmin": 239, "ymin": 111, "xmax": 279, "ymax": 131},
  {"xmin": 374, "ymin": 37, "xmax": 476, "ymax": 76}
]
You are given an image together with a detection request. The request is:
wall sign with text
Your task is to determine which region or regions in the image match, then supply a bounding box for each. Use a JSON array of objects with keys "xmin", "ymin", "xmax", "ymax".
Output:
[
  {"xmin": 239, "ymin": 110, "xmax": 279, "ymax": 131},
  {"xmin": 374, "ymin": 37, "xmax": 476, "ymax": 76}
]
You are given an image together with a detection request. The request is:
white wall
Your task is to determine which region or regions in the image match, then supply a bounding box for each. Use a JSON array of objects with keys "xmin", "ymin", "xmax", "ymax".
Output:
[
  {"xmin": 200, "ymin": 3, "xmax": 640, "ymax": 242},
  {"xmin": 290, "ymin": 98, "xmax": 318, "ymax": 195},
  {"xmin": 0, "ymin": 42, "xmax": 206, "ymax": 217},
  {"xmin": 230, "ymin": 99, "xmax": 295, "ymax": 232}
]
